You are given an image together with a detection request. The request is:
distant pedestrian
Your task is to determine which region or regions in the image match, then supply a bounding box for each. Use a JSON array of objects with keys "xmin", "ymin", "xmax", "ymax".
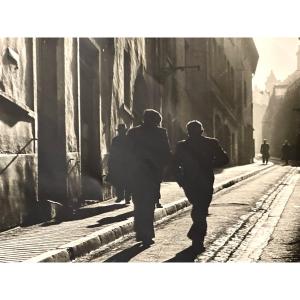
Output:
[
  {"xmin": 127, "ymin": 109, "xmax": 171, "ymax": 246},
  {"xmin": 107, "ymin": 124, "xmax": 131, "ymax": 204},
  {"xmin": 260, "ymin": 139, "xmax": 270, "ymax": 164},
  {"xmin": 281, "ymin": 140, "xmax": 291, "ymax": 165},
  {"xmin": 173, "ymin": 120, "xmax": 229, "ymax": 252}
]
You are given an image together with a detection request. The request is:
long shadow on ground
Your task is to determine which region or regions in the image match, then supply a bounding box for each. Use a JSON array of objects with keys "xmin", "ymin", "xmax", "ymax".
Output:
[
  {"xmin": 72, "ymin": 203, "xmax": 128, "ymax": 220},
  {"xmin": 41, "ymin": 203, "xmax": 128, "ymax": 227},
  {"xmin": 86, "ymin": 211, "xmax": 133, "ymax": 228},
  {"xmin": 103, "ymin": 243, "xmax": 147, "ymax": 262},
  {"xmin": 164, "ymin": 246, "xmax": 205, "ymax": 262}
]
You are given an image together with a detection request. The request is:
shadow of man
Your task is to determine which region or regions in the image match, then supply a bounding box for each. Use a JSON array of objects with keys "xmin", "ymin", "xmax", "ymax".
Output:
[
  {"xmin": 104, "ymin": 243, "xmax": 150, "ymax": 262},
  {"xmin": 86, "ymin": 211, "xmax": 133, "ymax": 228},
  {"xmin": 164, "ymin": 246, "xmax": 205, "ymax": 262}
]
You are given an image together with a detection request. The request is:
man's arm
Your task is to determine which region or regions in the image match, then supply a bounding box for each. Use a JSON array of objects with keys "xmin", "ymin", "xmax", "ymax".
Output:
[{"xmin": 212, "ymin": 139, "xmax": 229, "ymax": 168}]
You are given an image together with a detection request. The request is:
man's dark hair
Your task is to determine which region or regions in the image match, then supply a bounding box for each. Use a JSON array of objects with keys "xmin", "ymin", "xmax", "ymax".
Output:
[
  {"xmin": 186, "ymin": 120, "xmax": 204, "ymax": 137},
  {"xmin": 143, "ymin": 109, "xmax": 162, "ymax": 127}
]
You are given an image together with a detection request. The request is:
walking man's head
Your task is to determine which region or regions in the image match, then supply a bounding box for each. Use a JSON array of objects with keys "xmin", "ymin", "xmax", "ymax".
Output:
[
  {"xmin": 186, "ymin": 120, "xmax": 204, "ymax": 138},
  {"xmin": 263, "ymin": 139, "xmax": 267, "ymax": 143},
  {"xmin": 143, "ymin": 109, "xmax": 162, "ymax": 127}
]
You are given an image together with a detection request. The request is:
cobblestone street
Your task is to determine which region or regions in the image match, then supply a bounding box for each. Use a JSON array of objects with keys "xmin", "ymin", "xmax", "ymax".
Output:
[
  {"xmin": 2, "ymin": 12, "xmax": 300, "ymax": 300},
  {"xmin": 77, "ymin": 165, "xmax": 300, "ymax": 262},
  {"xmin": 1, "ymin": 162, "xmax": 299, "ymax": 263},
  {"xmin": 0, "ymin": 161, "xmax": 272, "ymax": 262}
]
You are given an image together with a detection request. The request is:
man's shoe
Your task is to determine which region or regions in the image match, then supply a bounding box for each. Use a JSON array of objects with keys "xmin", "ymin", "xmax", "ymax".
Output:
[
  {"xmin": 156, "ymin": 203, "xmax": 163, "ymax": 208},
  {"xmin": 115, "ymin": 198, "xmax": 123, "ymax": 203},
  {"xmin": 191, "ymin": 241, "xmax": 205, "ymax": 253},
  {"xmin": 142, "ymin": 239, "xmax": 155, "ymax": 247},
  {"xmin": 125, "ymin": 200, "xmax": 131, "ymax": 205}
]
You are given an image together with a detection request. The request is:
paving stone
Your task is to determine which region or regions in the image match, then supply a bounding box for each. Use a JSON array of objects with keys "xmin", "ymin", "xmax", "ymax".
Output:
[{"xmin": 0, "ymin": 161, "xmax": 273, "ymax": 262}]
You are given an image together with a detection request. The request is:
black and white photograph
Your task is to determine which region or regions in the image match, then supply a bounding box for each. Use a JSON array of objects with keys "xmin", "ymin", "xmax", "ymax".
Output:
[
  {"xmin": 1, "ymin": 36, "xmax": 300, "ymax": 263},
  {"xmin": 1, "ymin": 1, "xmax": 300, "ymax": 299}
]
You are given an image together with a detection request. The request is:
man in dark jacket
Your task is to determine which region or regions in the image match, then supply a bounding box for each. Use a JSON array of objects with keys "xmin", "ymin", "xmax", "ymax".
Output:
[
  {"xmin": 107, "ymin": 124, "xmax": 131, "ymax": 204},
  {"xmin": 281, "ymin": 140, "xmax": 291, "ymax": 165},
  {"xmin": 260, "ymin": 139, "xmax": 270, "ymax": 164},
  {"xmin": 127, "ymin": 109, "xmax": 171, "ymax": 246},
  {"xmin": 173, "ymin": 120, "xmax": 229, "ymax": 252}
]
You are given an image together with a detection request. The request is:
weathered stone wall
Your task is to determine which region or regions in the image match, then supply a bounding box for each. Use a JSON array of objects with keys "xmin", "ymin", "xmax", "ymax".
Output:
[
  {"xmin": 0, "ymin": 38, "xmax": 37, "ymax": 231},
  {"xmin": 0, "ymin": 37, "xmax": 148, "ymax": 231},
  {"xmin": 264, "ymin": 79, "xmax": 300, "ymax": 157},
  {"xmin": 165, "ymin": 38, "xmax": 257, "ymax": 165},
  {"xmin": 0, "ymin": 38, "xmax": 34, "ymax": 109},
  {"xmin": 97, "ymin": 38, "xmax": 146, "ymax": 199},
  {"xmin": 64, "ymin": 38, "xmax": 81, "ymax": 205},
  {"xmin": 105, "ymin": 38, "xmax": 146, "ymax": 160},
  {"xmin": 174, "ymin": 39, "xmax": 190, "ymax": 136},
  {"xmin": 64, "ymin": 38, "xmax": 79, "ymax": 153}
]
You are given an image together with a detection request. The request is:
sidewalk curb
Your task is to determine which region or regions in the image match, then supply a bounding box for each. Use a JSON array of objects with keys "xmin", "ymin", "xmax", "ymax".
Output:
[{"xmin": 25, "ymin": 164, "xmax": 274, "ymax": 262}]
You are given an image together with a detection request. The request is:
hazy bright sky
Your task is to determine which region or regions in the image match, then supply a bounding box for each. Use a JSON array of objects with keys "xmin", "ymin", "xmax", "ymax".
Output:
[{"xmin": 252, "ymin": 38, "xmax": 299, "ymax": 90}]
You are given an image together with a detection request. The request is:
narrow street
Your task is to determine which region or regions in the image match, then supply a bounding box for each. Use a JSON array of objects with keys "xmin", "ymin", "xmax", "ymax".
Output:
[
  {"xmin": 0, "ymin": 161, "xmax": 271, "ymax": 262},
  {"xmin": 2, "ymin": 10, "xmax": 300, "ymax": 300},
  {"xmin": 76, "ymin": 165, "xmax": 300, "ymax": 262}
]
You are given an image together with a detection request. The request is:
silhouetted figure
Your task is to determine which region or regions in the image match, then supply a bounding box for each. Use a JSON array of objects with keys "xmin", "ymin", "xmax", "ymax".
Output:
[
  {"xmin": 107, "ymin": 124, "xmax": 131, "ymax": 204},
  {"xmin": 281, "ymin": 140, "xmax": 291, "ymax": 165},
  {"xmin": 173, "ymin": 120, "xmax": 229, "ymax": 252},
  {"xmin": 127, "ymin": 109, "xmax": 171, "ymax": 246},
  {"xmin": 260, "ymin": 139, "xmax": 270, "ymax": 164}
]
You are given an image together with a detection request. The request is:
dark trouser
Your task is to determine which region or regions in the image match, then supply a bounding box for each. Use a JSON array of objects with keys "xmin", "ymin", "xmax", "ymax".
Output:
[
  {"xmin": 116, "ymin": 186, "xmax": 131, "ymax": 201},
  {"xmin": 132, "ymin": 181, "xmax": 160, "ymax": 242},
  {"xmin": 183, "ymin": 185, "xmax": 213, "ymax": 244},
  {"xmin": 262, "ymin": 155, "xmax": 269, "ymax": 164}
]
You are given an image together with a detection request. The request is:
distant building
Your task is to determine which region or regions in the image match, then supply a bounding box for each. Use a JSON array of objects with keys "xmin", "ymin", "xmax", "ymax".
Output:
[
  {"xmin": 253, "ymin": 71, "xmax": 278, "ymax": 153},
  {"xmin": 156, "ymin": 38, "xmax": 259, "ymax": 165},
  {"xmin": 262, "ymin": 44, "xmax": 300, "ymax": 157}
]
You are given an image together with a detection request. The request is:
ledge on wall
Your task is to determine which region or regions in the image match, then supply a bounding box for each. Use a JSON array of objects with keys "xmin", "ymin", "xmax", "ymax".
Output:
[{"xmin": 0, "ymin": 90, "xmax": 35, "ymax": 119}]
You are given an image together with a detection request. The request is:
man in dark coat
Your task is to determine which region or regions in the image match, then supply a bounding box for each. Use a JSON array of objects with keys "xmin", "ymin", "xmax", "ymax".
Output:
[
  {"xmin": 173, "ymin": 120, "xmax": 229, "ymax": 252},
  {"xmin": 260, "ymin": 139, "xmax": 270, "ymax": 164},
  {"xmin": 281, "ymin": 140, "xmax": 291, "ymax": 165},
  {"xmin": 127, "ymin": 109, "xmax": 171, "ymax": 246},
  {"xmin": 107, "ymin": 124, "xmax": 131, "ymax": 204}
]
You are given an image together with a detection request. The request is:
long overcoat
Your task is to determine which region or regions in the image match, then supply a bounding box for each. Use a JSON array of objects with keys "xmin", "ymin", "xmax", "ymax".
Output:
[{"xmin": 127, "ymin": 124, "xmax": 171, "ymax": 240}]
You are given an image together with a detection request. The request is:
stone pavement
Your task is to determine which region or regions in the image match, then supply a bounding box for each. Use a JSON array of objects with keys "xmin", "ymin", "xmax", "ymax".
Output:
[
  {"xmin": 259, "ymin": 168, "xmax": 300, "ymax": 262},
  {"xmin": 0, "ymin": 160, "xmax": 272, "ymax": 262},
  {"xmin": 80, "ymin": 164, "xmax": 291, "ymax": 262}
]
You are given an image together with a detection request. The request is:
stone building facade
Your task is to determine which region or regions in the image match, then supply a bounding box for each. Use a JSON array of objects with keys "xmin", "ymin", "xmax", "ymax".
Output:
[
  {"xmin": 252, "ymin": 71, "xmax": 277, "ymax": 154},
  {"xmin": 0, "ymin": 37, "xmax": 258, "ymax": 232},
  {"xmin": 262, "ymin": 45, "xmax": 300, "ymax": 157},
  {"xmin": 0, "ymin": 38, "xmax": 150, "ymax": 231},
  {"xmin": 0, "ymin": 38, "xmax": 37, "ymax": 231},
  {"xmin": 152, "ymin": 38, "xmax": 258, "ymax": 164}
]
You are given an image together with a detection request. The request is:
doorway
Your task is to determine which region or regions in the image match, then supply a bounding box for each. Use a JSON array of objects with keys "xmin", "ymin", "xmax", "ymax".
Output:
[
  {"xmin": 79, "ymin": 39, "xmax": 102, "ymax": 200},
  {"xmin": 37, "ymin": 38, "xmax": 67, "ymax": 203}
]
